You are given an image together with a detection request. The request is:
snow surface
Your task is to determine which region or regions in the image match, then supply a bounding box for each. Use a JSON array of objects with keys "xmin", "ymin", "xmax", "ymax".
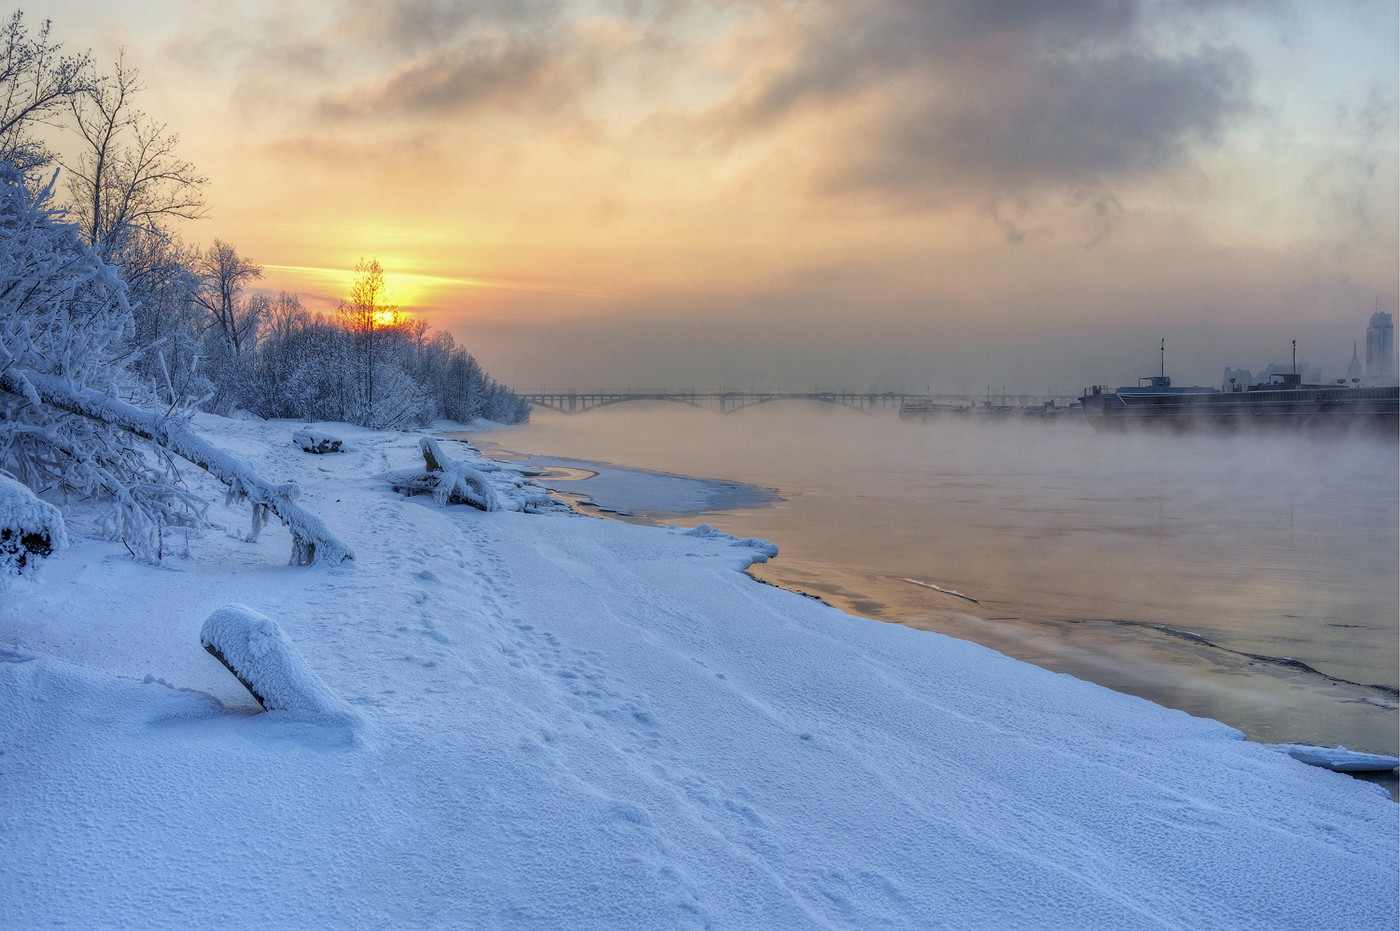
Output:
[{"xmin": 1, "ymin": 415, "xmax": 1396, "ymax": 929}]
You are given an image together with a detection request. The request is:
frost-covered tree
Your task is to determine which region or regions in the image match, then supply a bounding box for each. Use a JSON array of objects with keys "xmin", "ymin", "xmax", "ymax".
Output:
[
  {"xmin": 338, "ymin": 258, "xmax": 391, "ymax": 424},
  {"xmin": 0, "ymin": 11, "xmax": 92, "ymax": 173},
  {"xmin": 118, "ymin": 230, "xmax": 207, "ymax": 406},
  {"xmin": 195, "ymin": 239, "xmax": 261, "ymax": 356},
  {"xmin": 192, "ymin": 240, "xmax": 261, "ymax": 413},
  {"xmin": 0, "ymin": 167, "xmax": 352, "ymax": 566},
  {"xmin": 0, "ymin": 165, "xmax": 203, "ymax": 559}
]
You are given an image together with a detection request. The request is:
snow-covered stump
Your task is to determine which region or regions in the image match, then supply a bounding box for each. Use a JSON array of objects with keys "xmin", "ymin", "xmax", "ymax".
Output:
[
  {"xmin": 387, "ymin": 437, "xmax": 504, "ymax": 511},
  {"xmin": 200, "ymin": 605, "xmax": 357, "ymax": 725},
  {"xmin": 293, "ymin": 429, "xmax": 343, "ymax": 454},
  {"xmin": 0, "ymin": 474, "xmax": 66, "ymax": 582}
]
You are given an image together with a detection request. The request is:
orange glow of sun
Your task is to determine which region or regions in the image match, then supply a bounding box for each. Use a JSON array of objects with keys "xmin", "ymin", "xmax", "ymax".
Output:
[{"xmin": 372, "ymin": 309, "xmax": 399, "ymax": 328}]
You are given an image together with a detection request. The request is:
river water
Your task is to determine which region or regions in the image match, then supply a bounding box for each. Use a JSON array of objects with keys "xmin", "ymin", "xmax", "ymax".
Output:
[{"xmin": 477, "ymin": 404, "xmax": 1399, "ymax": 760}]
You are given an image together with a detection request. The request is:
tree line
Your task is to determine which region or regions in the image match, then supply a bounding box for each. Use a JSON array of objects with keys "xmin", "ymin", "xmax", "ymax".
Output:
[{"xmin": 0, "ymin": 10, "xmax": 530, "ymax": 433}]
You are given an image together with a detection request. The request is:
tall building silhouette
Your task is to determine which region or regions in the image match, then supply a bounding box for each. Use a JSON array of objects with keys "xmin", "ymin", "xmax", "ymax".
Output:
[
  {"xmin": 1346, "ymin": 342, "xmax": 1363, "ymax": 383},
  {"xmin": 1366, "ymin": 311, "xmax": 1394, "ymax": 385}
]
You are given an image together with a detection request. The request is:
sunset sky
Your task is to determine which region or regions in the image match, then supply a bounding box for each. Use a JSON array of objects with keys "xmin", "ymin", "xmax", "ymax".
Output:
[{"xmin": 41, "ymin": 0, "xmax": 1399, "ymax": 393}]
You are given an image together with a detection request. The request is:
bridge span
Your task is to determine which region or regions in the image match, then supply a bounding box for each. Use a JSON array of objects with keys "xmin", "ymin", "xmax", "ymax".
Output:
[{"xmin": 520, "ymin": 390, "xmax": 1079, "ymax": 415}]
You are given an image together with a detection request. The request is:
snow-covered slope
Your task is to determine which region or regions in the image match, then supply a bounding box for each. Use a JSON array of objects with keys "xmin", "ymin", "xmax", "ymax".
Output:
[{"xmin": 1, "ymin": 416, "xmax": 1395, "ymax": 929}]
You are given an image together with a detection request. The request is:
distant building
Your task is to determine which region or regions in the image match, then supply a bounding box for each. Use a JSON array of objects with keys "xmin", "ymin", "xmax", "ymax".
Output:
[
  {"xmin": 1346, "ymin": 342, "xmax": 1363, "ymax": 384},
  {"xmin": 1222, "ymin": 367, "xmax": 1252, "ymax": 391},
  {"xmin": 1259, "ymin": 361, "xmax": 1321, "ymax": 385},
  {"xmin": 1366, "ymin": 311, "xmax": 1395, "ymax": 385}
]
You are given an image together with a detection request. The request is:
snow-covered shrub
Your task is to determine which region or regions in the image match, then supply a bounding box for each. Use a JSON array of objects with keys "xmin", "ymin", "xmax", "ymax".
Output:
[
  {"xmin": 0, "ymin": 165, "xmax": 205, "ymax": 561},
  {"xmin": 345, "ymin": 358, "xmax": 434, "ymax": 430},
  {"xmin": 0, "ymin": 472, "xmax": 66, "ymax": 583},
  {"xmin": 293, "ymin": 428, "xmax": 342, "ymax": 454}
]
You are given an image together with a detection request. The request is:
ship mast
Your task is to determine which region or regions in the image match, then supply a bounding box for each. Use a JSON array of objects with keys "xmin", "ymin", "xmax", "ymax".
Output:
[{"xmin": 1160, "ymin": 339, "xmax": 1165, "ymax": 379}]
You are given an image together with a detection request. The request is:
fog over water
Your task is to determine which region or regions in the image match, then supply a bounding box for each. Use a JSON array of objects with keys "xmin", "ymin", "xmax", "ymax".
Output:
[{"xmin": 483, "ymin": 404, "xmax": 1399, "ymax": 758}]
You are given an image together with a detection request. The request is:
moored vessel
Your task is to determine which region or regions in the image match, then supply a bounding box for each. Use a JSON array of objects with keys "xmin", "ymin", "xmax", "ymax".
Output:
[
  {"xmin": 1080, "ymin": 375, "xmax": 1398, "ymax": 431},
  {"xmin": 1080, "ymin": 343, "xmax": 1398, "ymax": 433}
]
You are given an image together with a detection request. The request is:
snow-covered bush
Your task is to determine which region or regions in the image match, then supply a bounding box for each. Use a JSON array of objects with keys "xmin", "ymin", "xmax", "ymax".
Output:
[
  {"xmin": 293, "ymin": 428, "xmax": 342, "ymax": 454},
  {"xmin": 0, "ymin": 472, "xmax": 66, "ymax": 583},
  {"xmin": 0, "ymin": 165, "xmax": 204, "ymax": 561}
]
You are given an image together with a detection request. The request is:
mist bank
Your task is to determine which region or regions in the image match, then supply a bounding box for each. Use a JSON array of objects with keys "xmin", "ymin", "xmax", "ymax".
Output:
[{"xmin": 459, "ymin": 249, "xmax": 1395, "ymax": 397}]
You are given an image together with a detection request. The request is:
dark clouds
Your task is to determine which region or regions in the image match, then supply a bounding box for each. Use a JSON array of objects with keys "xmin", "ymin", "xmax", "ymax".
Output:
[
  {"xmin": 174, "ymin": 0, "xmax": 1262, "ymax": 209},
  {"xmin": 316, "ymin": 2, "xmax": 637, "ymax": 121},
  {"xmin": 720, "ymin": 0, "xmax": 1256, "ymax": 205},
  {"xmin": 850, "ymin": 46, "xmax": 1250, "ymax": 196},
  {"xmin": 320, "ymin": 35, "xmax": 574, "ymax": 119},
  {"xmin": 339, "ymin": 0, "xmax": 563, "ymax": 52}
]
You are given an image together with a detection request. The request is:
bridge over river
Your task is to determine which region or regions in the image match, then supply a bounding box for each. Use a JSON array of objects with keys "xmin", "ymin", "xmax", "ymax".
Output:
[{"xmin": 521, "ymin": 390, "xmax": 1081, "ymax": 415}]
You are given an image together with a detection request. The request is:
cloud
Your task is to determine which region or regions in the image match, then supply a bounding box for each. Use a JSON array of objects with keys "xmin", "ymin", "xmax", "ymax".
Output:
[
  {"xmin": 164, "ymin": 1, "xmax": 592, "ymax": 125},
  {"xmin": 316, "ymin": 7, "xmax": 641, "ymax": 122},
  {"xmin": 337, "ymin": 0, "xmax": 564, "ymax": 52},
  {"xmin": 846, "ymin": 46, "xmax": 1250, "ymax": 199},
  {"xmin": 716, "ymin": 0, "xmax": 1257, "ymax": 208},
  {"xmin": 319, "ymin": 35, "xmax": 568, "ymax": 119},
  {"xmin": 1307, "ymin": 83, "xmax": 1400, "ymax": 248},
  {"xmin": 333, "ymin": 0, "xmax": 568, "ymax": 53}
]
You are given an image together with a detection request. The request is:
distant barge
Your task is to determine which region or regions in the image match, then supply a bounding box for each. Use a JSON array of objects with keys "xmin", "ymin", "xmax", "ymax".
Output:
[{"xmin": 1079, "ymin": 373, "xmax": 1399, "ymax": 432}]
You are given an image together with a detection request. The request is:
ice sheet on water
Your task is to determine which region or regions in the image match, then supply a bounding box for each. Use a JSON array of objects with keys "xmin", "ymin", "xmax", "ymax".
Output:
[
  {"xmin": 1268, "ymin": 743, "xmax": 1400, "ymax": 773},
  {"xmin": 516, "ymin": 454, "xmax": 777, "ymax": 514}
]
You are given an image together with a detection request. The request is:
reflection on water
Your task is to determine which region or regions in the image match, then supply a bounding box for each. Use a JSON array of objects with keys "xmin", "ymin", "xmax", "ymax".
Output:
[{"xmin": 484, "ymin": 404, "xmax": 1399, "ymax": 757}]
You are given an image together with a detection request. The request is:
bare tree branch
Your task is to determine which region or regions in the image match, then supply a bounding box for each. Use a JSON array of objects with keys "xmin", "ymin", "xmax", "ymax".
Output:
[
  {"xmin": 62, "ymin": 53, "xmax": 207, "ymax": 259},
  {"xmin": 0, "ymin": 11, "xmax": 94, "ymax": 172}
]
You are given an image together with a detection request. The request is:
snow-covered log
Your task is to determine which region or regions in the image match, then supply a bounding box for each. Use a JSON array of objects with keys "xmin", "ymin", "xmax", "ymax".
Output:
[
  {"xmin": 0, "ymin": 473, "xmax": 66, "ymax": 581},
  {"xmin": 387, "ymin": 437, "xmax": 568, "ymax": 514},
  {"xmin": 0, "ymin": 366, "xmax": 353, "ymax": 566},
  {"xmin": 389, "ymin": 436, "xmax": 504, "ymax": 511},
  {"xmin": 293, "ymin": 428, "xmax": 343, "ymax": 454},
  {"xmin": 200, "ymin": 605, "xmax": 357, "ymax": 724}
]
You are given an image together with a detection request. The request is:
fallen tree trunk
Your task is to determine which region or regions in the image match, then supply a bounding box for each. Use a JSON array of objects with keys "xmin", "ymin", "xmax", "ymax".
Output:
[
  {"xmin": 0, "ymin": 366, "xmax": 353, "ymax": 566},
  {"xmin": 389, "ymin": 436, "xmax": 503, "ymax": 511}
]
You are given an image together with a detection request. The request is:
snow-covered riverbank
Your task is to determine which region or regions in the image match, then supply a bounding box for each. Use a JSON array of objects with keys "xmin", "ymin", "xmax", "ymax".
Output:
[{"xmin": 2, "ymin": 415, "xmax": 1396, "ymax": 929}]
